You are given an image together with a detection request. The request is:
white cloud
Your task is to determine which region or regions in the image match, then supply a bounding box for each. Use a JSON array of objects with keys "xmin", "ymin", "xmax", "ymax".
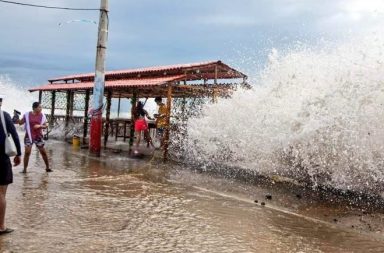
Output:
[
  {"xmin": 199, "ymin": 15, "xmax": 261, "ymax": 26},
  {"xmin": 341, "ymin": 0, "xmax": 384, "ymax": 14},
  {"xmin": 314, "ymin": 0, "xmax": 384, "ymax": 34}
]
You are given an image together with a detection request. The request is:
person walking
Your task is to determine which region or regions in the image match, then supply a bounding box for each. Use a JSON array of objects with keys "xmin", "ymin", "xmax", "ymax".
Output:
[
  {"xmin": 0, "ymin": 94, "xmax": 21, "ymax": 235},
  {"xmin": 154, "ymin": 97, "xmax": 168, "ymax": 149},
  {"xmin": 19, "ymin": 102, "xmax": 51, "ymax": 173},
  {"xmin": 134, "ymin": 101, "xmax": 155, "ymax": 148}
]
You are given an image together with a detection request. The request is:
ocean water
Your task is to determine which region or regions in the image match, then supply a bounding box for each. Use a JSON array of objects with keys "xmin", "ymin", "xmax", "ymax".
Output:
[
  {"xmin": 3, "ymin": 141, "xmax": 384, "ymax": 252},
  {"xmin": 183, "ymin": 34, "xmax": 384, "ymax": 194},
  {"xmin": 0, "ymin": 75, "xmax": 35, "ymax": 115}
]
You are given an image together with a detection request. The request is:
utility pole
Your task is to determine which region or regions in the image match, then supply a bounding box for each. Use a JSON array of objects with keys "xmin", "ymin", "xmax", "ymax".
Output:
[{"xmin": 89, "ymin": 0, "xmax": 109, "ymax": 156}]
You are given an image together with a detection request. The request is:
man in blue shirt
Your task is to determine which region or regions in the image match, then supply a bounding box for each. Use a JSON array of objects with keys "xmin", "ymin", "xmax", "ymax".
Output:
[{"xmin": 0, "ymin": 94, "xmax": 21, "ymax": 235}]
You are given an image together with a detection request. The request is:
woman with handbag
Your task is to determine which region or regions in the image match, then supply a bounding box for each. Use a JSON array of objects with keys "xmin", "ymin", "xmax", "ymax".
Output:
[{"xmin": 0, "ymin": 94, "xmax": 21, "ymax": 235}]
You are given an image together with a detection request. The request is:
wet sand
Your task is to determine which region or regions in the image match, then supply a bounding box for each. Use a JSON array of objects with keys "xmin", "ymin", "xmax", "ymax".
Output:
[{"xmin": 1, "ymin": 140, "xmax": 384, "ymax": 252}]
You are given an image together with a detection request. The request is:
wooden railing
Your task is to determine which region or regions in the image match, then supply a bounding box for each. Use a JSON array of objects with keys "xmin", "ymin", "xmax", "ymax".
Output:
[{"xmin": 45, "ymin": 115, "xmax": 156, "ymax": 142}]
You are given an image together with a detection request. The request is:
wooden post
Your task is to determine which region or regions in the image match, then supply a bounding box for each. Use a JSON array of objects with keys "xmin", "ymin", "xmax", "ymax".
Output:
[
  {"xmin": 213, "ymin": 65, "xmax": 218, "ymax": 103},
  {"xmin": 83, "ymin": 90, "xmax": 90, "ymax": 143},
  {"xmin": 212, "ymin": 88, "xmax": 217, "ymax": 103},
  {"xmin": 90, "ymin": 0, "xmax": 109, "ymax": 156},
  {"xmin": 184, "ymin": 71, "xmax": 187, "ymax": 85},
  {"xmin": 128, "ymin": 90, "xmax": 137, "ymax": 154},
  {"xmin": 179, "ymin": 96, "xmax": 187, "ymax": 149},
  {"xmin": 104, "ymin": 90, "xmax": 112, "ymax": 148},
  {"xmin": 117, "ymin": 95, "xmax": 121, "ymax": 118},
  {"xmin": 163, "ymin": 84, "xmax": 173, "ymax": 161},
  {"xmin": 38, "ymin": 91, "xmax": 43, "ymax": 103},
  {"xmin": 65, "ymin": 90, "xmax": 71, "ymax": 128},
  {"xmin": 64, "ymin": 90, "xmax": 71, "ymax": 139},
  {"xmin": 214, "ymin": 65, "xmax": 218, "ymax": 85},
  {"xmin": 69, "ymin": 91, "xmax": 75, "ymax": 117},
  {"xmin": 50, "ymin": 91, "xmax": 56, "ymax": 128}
]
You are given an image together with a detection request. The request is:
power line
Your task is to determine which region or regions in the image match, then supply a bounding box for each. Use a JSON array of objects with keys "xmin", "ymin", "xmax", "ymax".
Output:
[{"xmin": 0, "ymin": 0, "xmax": 100, "ymax": 11}]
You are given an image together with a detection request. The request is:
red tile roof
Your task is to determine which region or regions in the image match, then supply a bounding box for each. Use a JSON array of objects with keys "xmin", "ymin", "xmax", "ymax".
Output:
[
  {"xmin": 29, "ymin": 75, "xmax": 186, "ymax": 92},
  {"xmin": 48, "ymin": 60, "xmax": 245, "ymax": 82}
]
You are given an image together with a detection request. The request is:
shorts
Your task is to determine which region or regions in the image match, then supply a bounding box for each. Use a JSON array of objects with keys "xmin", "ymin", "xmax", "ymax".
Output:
[
  {"xmin": 135, "ymin": 119, "xmax": 148, "ymax": 131},
  {"xmin": 24, "ymin": 136, "xmax": 45, "ymax": 148},
  {"xmin": 0, "ymin": 156, "xmax": 13, "ymax": 185}
]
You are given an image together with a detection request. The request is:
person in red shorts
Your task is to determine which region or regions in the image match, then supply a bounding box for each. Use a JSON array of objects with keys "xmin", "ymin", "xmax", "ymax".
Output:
[
  {"xmin": 134, "ymin": 101, "xmax": 154, "ymax": 148},
  {"xmin": 19, "ymin": 102, "xmax": 51, "ymax": 173}
]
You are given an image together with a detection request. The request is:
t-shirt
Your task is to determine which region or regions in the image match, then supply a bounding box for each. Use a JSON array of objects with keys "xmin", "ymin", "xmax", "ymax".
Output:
[
  {"xmin": 24, "ymin": 112, "xmax": 43, "ymax": 140},
  {"xmin": 156, "ymin": 104, "xmax": 168, "ymax": 128}
]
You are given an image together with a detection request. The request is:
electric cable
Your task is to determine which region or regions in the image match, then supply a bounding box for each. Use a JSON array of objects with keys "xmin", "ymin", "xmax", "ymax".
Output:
[{"xmin": 0, "ymin": 0, "xmax": 100, "ymax": 11}]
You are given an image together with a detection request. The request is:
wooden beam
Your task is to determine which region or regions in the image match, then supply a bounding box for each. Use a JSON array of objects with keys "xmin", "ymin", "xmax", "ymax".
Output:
[
  {"xmin": 212, "ymin": 88, "xmax": 217, "ymax": 103},
  {"xmin": 128, "ymin": 90, "xmax": 137, "ymax": 154},
  {"xmin": 69, "ymin": 91, "xmax": 75, "ymax": 117},
  {"xmin": 83, "ymin": 90, "xmax": 90, "ymax": 143},
  {"xmin": 50, "ymin": 91, "xmax": 56, "ymax": 128},
  {"xmin": 65, "ymin": 90, "xmax": 71, "ymax": 138},
  {"xmin": 163, "ymin": 83, "xmax": 173, "ymax": 161},
  {"xmin": 104, "ymin": 90, "xmax": 112, "ymax": 148},
  {"xmin": 38, "ymin": 91, "xmax": 43, "ymax": 103},
  {"xmin": 117, "ymin": 95, "xmax": 121, "ymax": 118},
  {"xmin": 214, "ymin": 65, "xmax": 218, "ymax": 85}
]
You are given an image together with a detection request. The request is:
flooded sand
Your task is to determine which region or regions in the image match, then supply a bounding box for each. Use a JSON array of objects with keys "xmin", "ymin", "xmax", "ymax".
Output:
[{"xmin": 1, "ymin": 140, "xmax": 384, "ymax": 252}]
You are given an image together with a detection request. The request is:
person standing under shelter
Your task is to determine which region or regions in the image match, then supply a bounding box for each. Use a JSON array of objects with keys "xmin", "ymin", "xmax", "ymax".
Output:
[
  {"xmin": 134, "ymin": 101, "xmax": 155, "ymax": 148},
  {"xmin": 19, "ymin": 102, "xmax": 52, "ymax": 173},
  {"xmin": 0, "ymin": 94, "xmax": 21, "ymax": 235},
  {"xmin": 154, "ymin": 97, "xmax": 168, "ymax": 149}
]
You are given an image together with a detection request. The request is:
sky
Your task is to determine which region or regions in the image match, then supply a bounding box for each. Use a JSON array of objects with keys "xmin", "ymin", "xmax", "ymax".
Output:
[{"xmin": 0, "ymin": 0, "xmax": 384, "ymax": 87}]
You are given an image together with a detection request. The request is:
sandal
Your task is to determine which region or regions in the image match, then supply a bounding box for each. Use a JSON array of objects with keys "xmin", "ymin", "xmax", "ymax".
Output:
[{"xmin": 0, "ymin": 228, "xmax": 14, "ymax": 235}]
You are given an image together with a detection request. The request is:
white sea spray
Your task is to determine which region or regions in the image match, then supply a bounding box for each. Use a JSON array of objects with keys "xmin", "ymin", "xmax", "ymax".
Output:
[{"xmin": 183, "ymin": 34, "xmax": 384, "ymax": 194}]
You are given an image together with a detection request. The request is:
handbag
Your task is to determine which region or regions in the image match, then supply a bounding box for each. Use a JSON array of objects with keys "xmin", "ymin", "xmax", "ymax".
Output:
[{"xmin": 0, "ymin": 110, "xmax": 17, "ymax": 157}]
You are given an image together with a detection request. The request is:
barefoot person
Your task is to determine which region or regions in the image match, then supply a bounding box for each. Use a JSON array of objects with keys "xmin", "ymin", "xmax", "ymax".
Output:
[
  {"xmin": 134, "ymin": 101, "xmax": 155, "ymax": 148},
  {"xmin": 19, "ymin": 102, "xmax": 51, "ymax": 173},
  {"xmin": 0, "ymin": 94, "xmax": 21, "ymax": 235}
]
